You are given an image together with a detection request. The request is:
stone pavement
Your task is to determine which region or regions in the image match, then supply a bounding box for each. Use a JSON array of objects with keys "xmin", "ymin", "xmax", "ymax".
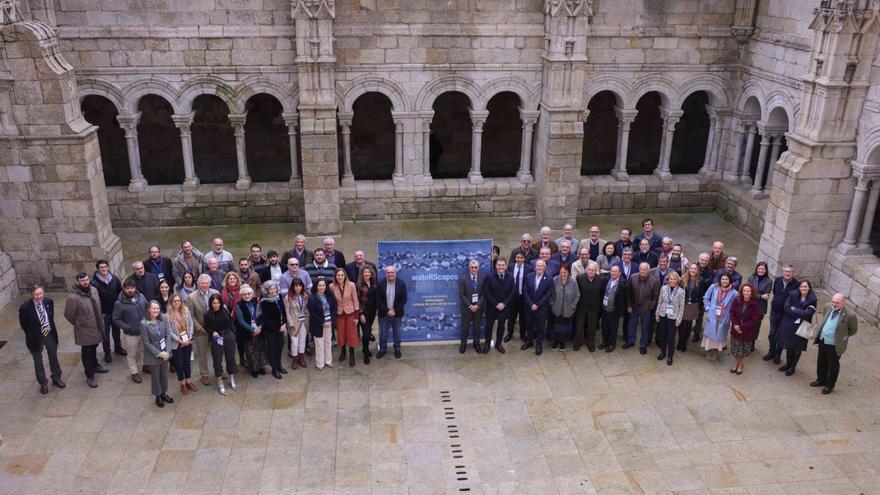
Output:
[{"xmin": 1, "ymin": 213, "xmax": 879, "ymax": 494}]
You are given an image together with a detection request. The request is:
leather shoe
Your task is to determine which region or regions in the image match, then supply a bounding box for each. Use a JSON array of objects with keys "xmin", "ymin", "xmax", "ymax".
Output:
[
  {"xmin": 94, "ymin": 365, "xmax": 109, "ymax": 374},
  {"xmin": 639, "ymin": 347, "xmax": 647, "ymax": 355},
  {"xmin": 474, "ymin": 343, "xmax": 482, "ymax": 353},
  {"xmin": 40, "ymin": 383, "xmax": 49, "ymax": 395},
  {"xmin": 667, "ymin": 357, "xmax": 673, "ymax": 366},
  {"xmin": 131, "ymin": 373, "xmax": 142, "ymax": 384},
  {"xmin": 587, "ymin": 345, "xmax": 595, "ymax": 352},
  {"xmin": 622, "ymin": 343, "xmax": 634, "ymax": 350},
  {"xmin": 772, "ymin": 357, "xmax": 781, "ymax": 365},
  {"xmin": 605, "ymin": 346, "xmax": 614, "ymax": 353},
  {"xmin": 821, "ymin": 387, "xmax": 832, "ymax": 395},
  {"xmin": 161, "ymin": 394, "xmax": 174, "ymax": 404},
  {"xmin": 598, "ymin": 342, "xmax": 606, "ymax": 350},
  {"xmin": 496, "ymin": 343, "xmax": 505, "ymax": 354},
  {"xmin": 778, "ymin": 364, "xmax": 790, "ymax": 372},
  {"xmin": 104, "ymin": 354, "xmax": 112, "ymax": 363},
  {"xmin": 377, "ymin": 351, "xmax": 386, "ymax": 359},
  {"xmin": 503, "ymin": 333, "xmax": 512, "ymax": 343},
  {"xmin": 279, "ymin": 367, "xmax": 288, "ymax": 374},
  {"xmin": 573, "ymin": 343, "xmax": 581, "ymax": 351},
  {"xmin": 87, "ymin": 378, "xmax": 98, "ymax": 388},
  {"xmin": 535, "ymin": 349, "xmax": 542, "ymax": 356},
  {"xmin": 459, "ymin": 343, "xmax": 466, "ymax": 354},
  {"xmin": 521, "ymin": 342, "xmax": 533, "ymax": 350},
  {"xmin": 761, "ymin": 353, "xmax": 773, "ymax": 361},
  {"xmin": 657, "ymin": 353, "xmax": 666, "ymax": 361},
  {"xmin": 272, "ymin": 370, "xmax": 282, "ymax": 379},
  {"xmin": 115, "ymin": 348, "xmax": 128, "ymax": 356},
  {"xmin": 394, "ymin": 350, "xmax": 401, "ymax": 359},
  {"xmin": 52, "ymin": 378, "xmax": 66, "ymax": 388},
  {"xmin": 810, "ymin": 380, "xmax": 825, "ymax": 387},
  {"xmin": 785, "ymin": 368, "xmax": 796, "ymax": 376},
  {"xmin": 155, "ymin": 396, "xmax": 164, "ymax": 408}
]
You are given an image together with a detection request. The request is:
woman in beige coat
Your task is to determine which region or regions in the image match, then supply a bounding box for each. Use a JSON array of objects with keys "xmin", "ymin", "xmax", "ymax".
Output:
[{"xmin": 284, "ymin": 278, "xmax": 309, "ymax": 369}]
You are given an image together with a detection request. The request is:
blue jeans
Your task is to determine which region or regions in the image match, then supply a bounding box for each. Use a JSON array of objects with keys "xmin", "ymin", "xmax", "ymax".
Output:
[
  {"xmin": 628, "ymin": 308, "xmax": 654, "ymax": 348},
  {"xmin": 379, "ymin": 316, "xmax": 402, "ymax": 352}
]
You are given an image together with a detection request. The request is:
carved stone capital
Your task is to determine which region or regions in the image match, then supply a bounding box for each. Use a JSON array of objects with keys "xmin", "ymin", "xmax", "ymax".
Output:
[
  {"xmin": 544, "ymin": 0, "xmax": 593, "ymax": 18},
  {"xmin": 292, "ymin": 0, "xmax": 335, "ymax": 19}
]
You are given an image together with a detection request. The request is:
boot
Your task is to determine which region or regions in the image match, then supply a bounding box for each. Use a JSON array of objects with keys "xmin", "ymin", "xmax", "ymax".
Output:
[
  {"xmin": 217, "ymin": 379, "xmax": 227, "ymax": 396},
  {"xmin": 340, "ymin": 347, "xmax": 347, "ymax": 361},
  {"xmin": 292, "ymin": 356, "xmax": 299, "ymax": 370},
  {"xmin": 349, "ymin": 347, "xmax": 355, "ymax": 367},
  {"xmin": 229, "ymin": 374, "xmax": 237, "ymax": 391},
  {"xmin": 186, "ymin": 381, "xmax": 198, "ymax": 392},
  {"xmin": 180, "ymin": 383, "xmax": 189, "ymax": 395}
]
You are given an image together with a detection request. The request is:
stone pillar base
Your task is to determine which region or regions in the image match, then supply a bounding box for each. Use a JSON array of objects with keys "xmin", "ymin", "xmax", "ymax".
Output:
[
  {"xmin": 516, "ymin": 171, "xmax": 534, "ymax": 183},
  {"xmin": 749, "ymin": 189, "xmax": 769, "ymax": 200},
  {"xmin": 737, "ymin": 175, "xmax": 751, "ymax": 185},
  {"xmin": 837, "ymin": 242, "xmax": 873, "ymax": 256},
  {"xmin": 610, "ymin": 169, "xmax": 629, "ymax": 181},
  {"xmin": 698, "ymin": 167, "xmax": 720, "ymax": 179},
  {"xmin": 654, "ymin": 169, "xmax": 673, "ymax": 181},
  {"xmin": 414, "ymin": 174, "xmax": 433, "ymax": 186},
  {"xmin": 288, "ymin": 177, "xmax": 303, "ymax": 187},
  {"xmin": 128, "ymin": 178, "xmax": 148, "ymax": 192},
  {"xmin": 392, "ymin": 173, "xmax": 407, "ymax": 186},
  {"xmin": 183, "ymin": 177, "xmax": 200, "ymax": 191},
  {"xmin": 235, "ymin": 177, "xmax": 252, "ymax": 190},
  {"xmin": 341, "ymin": 175, "xmax": 356, "ymax": 187},
  {"xmin": 468, "ymin": 172, "xmax": 484, "ymax": 184}
]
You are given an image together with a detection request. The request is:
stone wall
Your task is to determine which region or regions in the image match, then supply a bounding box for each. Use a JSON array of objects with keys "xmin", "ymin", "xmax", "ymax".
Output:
[
  {"xmin": 0, "ymin": 252, "xmax": 17, "ymax": 310},
  {"xmin": 824, "ymin": 249, "xmax": 880, "ymax": 326},
  {"xmin": 714, "ymin": 181, "xmax": 766, "ymax": 240},
  {"xmin": 577, "ymin": 175, "xmax": 718, "ymax": 215}
]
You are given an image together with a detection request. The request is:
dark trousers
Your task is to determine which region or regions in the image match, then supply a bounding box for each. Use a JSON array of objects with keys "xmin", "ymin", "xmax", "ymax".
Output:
[
  {"xmin": 485, "ymin": 308, "xmax": 508, "ymax": 344},
  {"xmin": 768, "ymin": 312, "xmax": 784, "ymax": 358},
  {"xmin": 101, "ymin": 314, "xmax": 122, "ymax": 354},
  {"xmin": 574, "ymin": 307, "xmax": 599, "ymax": 346},
  {"xmin": 657, "ymin": 317, "xmax": 677, "ymax": 357},
  {"xmin": 263, "ymin": 331, "xmax": 282, "ymax": 373},
  {"xmin": 526, "ymin": 311, "xmax": 547, "ymax": 350},
  {"xmin": 692, "ymin": 308, "xmax": 704, "ymax": 341},
  {"xmin": 211, "ymin": 333, "xmax": 238, "ymax": 376},
  {"xmin": 816, "ymin": 341, "xmax": 840, "ymax": 389},
  {"xmin": 753, "ymin": 314, "xmax": 765, "ymax": 348},
  {"xmin": 31, "ymin": 335, "xmax": 62, "ymax": 385},
  {"xmin": 621, "ymin": 312, "xmax": 631, "ymax": 343},
  {"xmin": 601, "ymin": 309, "xmax": 620, "ymax": 347},
  {"xmin": 460, "ymin": 309, "xmax": 482, "ymax": 345},
  {"xmin": 677, "ymin": 320, "xmax": 694, "ymax": 351},
  {"xmin": 628, "ymin": 308, "xmax": 653, "ymax": 348},
  {"xmin": 172, "ymin": 345, "xmax": 192, "ymax": 381},
  {"xmin": 506, "ymin": 295, "xmax": 527, "ymax": 339},
  {"xmin": 81, "ymin": 344, "xmax": 99, "ymax": 379},
  {"xmin": 360, "ymin": 307, "xmax": 376, "ymax": 355},
  {"xmin": 784, "ymin": 348, "xmax": 801, "ymax": 370},
  {"xmin": 237, "ymin": 337, "xmax": 249, "ymax": 367}
]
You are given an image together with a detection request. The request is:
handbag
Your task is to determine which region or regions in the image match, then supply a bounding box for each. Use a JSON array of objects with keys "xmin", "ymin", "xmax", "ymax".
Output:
[{"xmin": 795, "ymin": 307, "xmax": 818, "ymax": 340}]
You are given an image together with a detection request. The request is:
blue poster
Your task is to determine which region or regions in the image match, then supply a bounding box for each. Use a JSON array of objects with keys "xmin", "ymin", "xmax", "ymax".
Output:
[{"xmin": 377, "ymin": 239, "xmax": 493, "ymax": 342}]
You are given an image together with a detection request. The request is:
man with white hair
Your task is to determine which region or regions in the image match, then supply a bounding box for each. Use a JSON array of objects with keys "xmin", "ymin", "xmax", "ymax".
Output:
[
  {"xmin": 556, "ymin": 224, "xmax": 579, "ymax": 254},
  {"xmin": 574, "ymin": 261, "xmax": 603, "ymax": 352},
  {"xmin": 811, "ymin": 293, "xmax": 858, "ymax": 394},
  {"xmin": 186, "ymin": 273, "xmax": 219, "ymax": 386},
  {"xmin": 377, "ymin": 265, "xmax": 407, "ymax": 359},
  {"xmin": 510, "ymin": 233, "xmax": 538, "ymax": 264},
  {"xmin": 203, "ymin": 237, "xmax": 235, "ymax": 273},
  {"xmin": 126, "ymin": 260, "xmax": 160, "ymax": 301},
  {"xmin": 323, "ymin": 236, "xmax": 347, "ymax": 269},
  {"xmin": 551, "ymin": 239, "xmax": 577, "ymax": 266},
  {"xmin": 532, "ymin": 226, "xmax": 558, "ymax": 254},
  {"xmin": 458, "ymin": 259, "xmax": 487, "ymax": 354}
]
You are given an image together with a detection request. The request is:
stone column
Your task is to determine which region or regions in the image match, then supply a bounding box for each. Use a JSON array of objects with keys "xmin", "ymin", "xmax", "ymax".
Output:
[
  {"xmin": 655, "ymin": 108, "xmax": 682, "ymax": 180},
  {"xmin": 700, "ymin": 111, "xmax": 718, "ymax": 176},
  {"xmin": 764, "ymin": 134, "xmax": 783, "ymax": 192},
  {"xmin": 282, "ymin": 112, "xmax": 301, "ymax": 185},
  {"xmin": 612, "ymin": 107, "xmax": 637, "ymax": 181},
  {"xmin": 751, "ymin": 125, "xmax": 771, "ymax": 195},
  {"xmin": 857, "ymin": 178, "xmax": 880, "ymax": 251},
  {"xmin": 116, "ymin": 113, "xmax": 147, "ymax": 192},
  {"xmin": 468, "ymin": 109, "xmax": 488, "ymax": 184},
  {"xmin": 724, "ymin": 120, "xmax": 745, "ymax": 182},
  {"xmin": 840, "ymin": 174, "xmax": 869, "ymax": 251},
  {"xmin": 738, "ymin": 122, "xmax": 756, "ymax": 184},
  {"xmin": 393, "ymin": 118, "xmax": 405, "ymax": 184},
  {"xmin": 420, "ymin": 114, "xmax": 433, "ymax": 184},
  {"xmin": 228, "ymin": 113, "xmax": 252, "ymax": 190},
  {"xmin": 172, "ymin": 113, "xmax": 199, "ymax": 190},
  {"xmin": 517, "ymin": 110, "xmax": 539, "ymax": 183},
  {"xmin": 338, "ymin": 113, "xmax": 355, "ymax": 186}
]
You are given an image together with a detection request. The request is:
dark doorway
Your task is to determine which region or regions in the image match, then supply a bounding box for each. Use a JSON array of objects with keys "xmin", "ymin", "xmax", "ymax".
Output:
[
  {"xmin": 430, "ymin": 91, "xmax": 472, "ymax": 179},
  {"xmin": 481, "ymin": 92, "xmax": 521, "ymax": 178},
  {"xmin": 670, "ymin": 91, "xmax": 710, "ymax": 174},
  {"xmin": 191, "ymin": 94, "xmax": 237, "ymax": 184},
  {"xmin": 627, "ymin": 92, "xmax": 663, "ymax": 175},
  {"xmin": 581, "ymin": 91, "xmax": 619, "ymax": 176},
  {"xmin": 81, "ymin": 95, "xmax": 130, "ymax": 186},
  {"xmin": 137, "ymin": 95, "xmax": 184, "ymax": 185},
  {"xmin": 244, "ymin": 94, "xmax": 290, "ymax": 182},
  {"xmin": 351, "ymin": 92, "xmax": 395, "ymax": 180}
]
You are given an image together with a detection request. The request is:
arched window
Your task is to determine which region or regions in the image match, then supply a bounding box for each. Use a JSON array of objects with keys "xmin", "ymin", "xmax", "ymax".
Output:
[
  {"xmin": 627, "ymin": 92, "xmax": 663, "ymax": 175},
  {"xmin": 581, "ymin": 91, "xmax": 620, "ymax": 175},
  {"xmin": 137, "ymin": 95, "xmax": 184, "ymax": 185},
  {"xmin": 81, "ymin": 95, "xmax": 129, "ymax": 186},
  {"xmin": 481, "ymin": 92, "xmax": 522, "ymax": 178},
  {"xmin": 430, "ymin": 91, "xmax": 472, "ymax": 179},
  {"xmin": 351, "ymin": 92, "xmax": 395, "ymax": 180},
  {"xmin": 669, "ymin": 91, "xmax": 710, "ymax": 174},
  {"xmin": 245, "ymin": 94, "xmax": 290, "ymax": 182},
  {"xmin": 191, "ymin": 94, "xmax": 237, "ymax": 184}
]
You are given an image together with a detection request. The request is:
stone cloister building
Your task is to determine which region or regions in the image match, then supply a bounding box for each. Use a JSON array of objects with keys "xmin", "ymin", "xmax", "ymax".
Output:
[{"xmin": 1, "ymin": 0, "xmax": 880, "ymax": 324}]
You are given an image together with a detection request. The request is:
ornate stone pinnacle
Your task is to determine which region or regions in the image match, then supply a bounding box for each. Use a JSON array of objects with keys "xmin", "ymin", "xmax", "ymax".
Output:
[
  {"xmin": 544, "ymin": 0, "xmax": 593, "ymax": 18},
  {"xmin": 292, "ymin": 0, "xmax": 336, "ymax": 19},
  {"xmin": 0, "ymin": 0, "xmax": 22, "ymax": 25}
]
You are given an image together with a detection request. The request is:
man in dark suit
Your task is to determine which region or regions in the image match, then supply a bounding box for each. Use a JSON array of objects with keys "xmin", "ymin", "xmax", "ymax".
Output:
[
  {"xmin": 811, "ymin": 293, "xmax": 858, "ymax": 394},
  {"xmin": 551, "ymin": 239, "xmax": 577, "ymax": 266},
  {"xmin": 323, "ymin": 237, "xmax": 347, "ymax": 270},
  {"xmin": 91, "ymin": 259, "xmax": 125, "ymax": 362},
  {"xmin": 484, "ymin": 258, "xmax": 515, "ymax": 354},
  {"xmin": 600, "ymin": 266, "xmax": 627, "ymax": 352},
  {"xmin": 376, "ymin": 266, "xmax": 408, "ymax": 359},
  {"xmin": 19, "ymin": 286, "xmax": 65, "ymax": 394},
  {"xmin": 126, "ymin": 261, "xmax": 160, "ymax": 301},
  {"xmin": 144, "ymin": 246, "xmax": 174, "ymax": 291},
  {"xmin": 530, "ymin": 247, "xmax": 560, "ymax": 279},
  {"xmin": 510, "ymin": 233, "xmax": 538, "ymax": 265},
  {"xmin": 763, "ymin": 264, "xmax": 799, "ymax": 363},
  {"xmin": 458, "ymin": 259, "xmax": 487, "ymax": 354},
  {"xmin": 522, "ymin": 259, "xmax": 553, "ymax": 355},
  {"xmin": 345, "ymin": 249, "xmax": 378, "ymax": 284},
  {"xmin": 506, "ymin": 252, "xmax": 532, "ymax": 342},
  {"xmin": 574, "ymin": 261, "xmax": 603, "ymax": 352}
]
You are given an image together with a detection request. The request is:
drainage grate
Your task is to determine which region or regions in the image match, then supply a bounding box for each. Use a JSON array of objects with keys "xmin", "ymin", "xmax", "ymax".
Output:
[{"xmin": 440, "ymin": 390, "xmax": 473, "ymax": 492}]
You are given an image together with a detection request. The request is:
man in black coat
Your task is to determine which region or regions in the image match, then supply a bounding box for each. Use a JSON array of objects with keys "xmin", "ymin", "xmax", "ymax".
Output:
[
  {"xmin": 18, "ymin": 286, "xmax": 65, "ymax": 394},
  {"xmin": 458, "ymin": 259, "xmax": 487, "ymax": 354},
  {"xmin": 376, "ymin": 266, "xmax": 408, "ymax": 359},
  {"xmin": 484, "ymin": 258, "xmax": 515, "ymax": 354},
  {"xmin": 505, "ymin": 252, "xmax": 532, "ymax": 342},
  {"xmin": 144, "ymin": 246, "xmax": 175, "ymax": 291},
  {"xmin": 763, "ymin": 264, "xmax": 799, "ymax": 364},
  {"xmin": 91, "ymin": 259, "xmax": 126, "ymax": 361},
  {"xmin": 126, "ymin": 261, "xmax": 160, "ymax": 301},
  {"xmin": 574, "ymin": 261, "xmax": 603, "ymax": 352}
]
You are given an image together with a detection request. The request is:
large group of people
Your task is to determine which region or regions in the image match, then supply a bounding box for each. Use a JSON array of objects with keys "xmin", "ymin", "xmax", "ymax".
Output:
[{"xmin": 19, "ymin": 220, "xmax": 859, "ymax": 408}]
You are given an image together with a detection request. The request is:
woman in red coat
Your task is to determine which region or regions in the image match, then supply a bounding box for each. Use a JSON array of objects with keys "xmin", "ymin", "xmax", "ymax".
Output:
[{"xmin": 729, "ymin": 283, "xmax": 761, "ymax": 375}]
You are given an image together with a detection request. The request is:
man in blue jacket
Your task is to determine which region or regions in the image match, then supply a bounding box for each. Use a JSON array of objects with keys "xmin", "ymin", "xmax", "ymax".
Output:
[
  {"xmin": 484, "ymin": 258, "xmax": 515, "ymax": 354},
  {"xmin": 522, "ymin": 260, "xmax": 553, "ymax": 355},
  {"xmin": 376, "ymin": 266, "xmax": 408, "ymax": 359}
]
